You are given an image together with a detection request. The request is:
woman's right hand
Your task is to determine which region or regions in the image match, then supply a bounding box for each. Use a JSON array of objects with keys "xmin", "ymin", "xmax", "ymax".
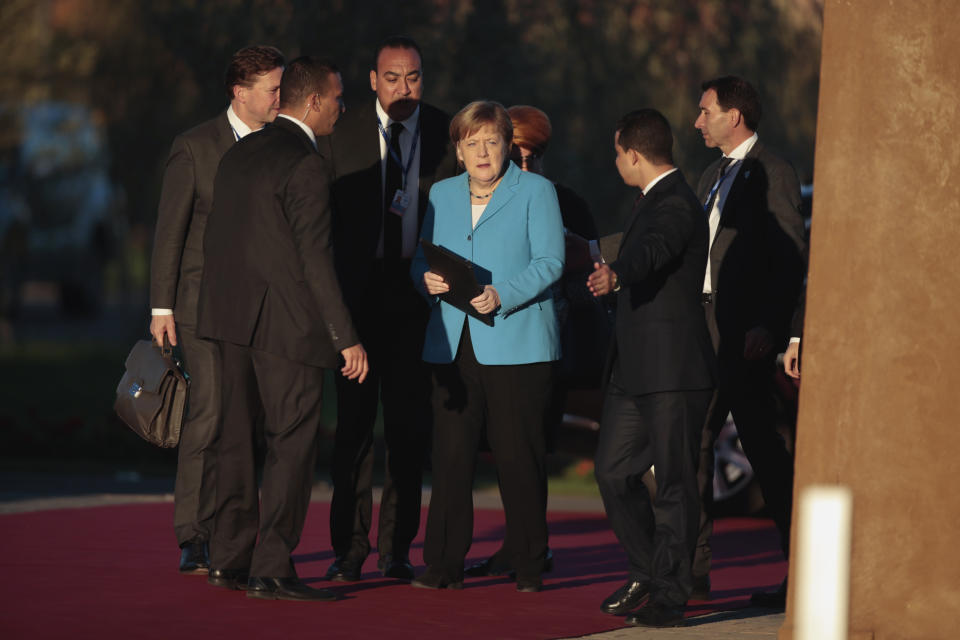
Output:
[{"xmin": 423, "ymin": 270, "xmax": 450, "ymax": 295}]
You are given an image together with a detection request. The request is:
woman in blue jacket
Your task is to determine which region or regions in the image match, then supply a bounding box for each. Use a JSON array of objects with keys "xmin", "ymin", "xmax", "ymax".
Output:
[{"xmin": 410, "ymin": 101, "xmax": 565, "ymax": 593}]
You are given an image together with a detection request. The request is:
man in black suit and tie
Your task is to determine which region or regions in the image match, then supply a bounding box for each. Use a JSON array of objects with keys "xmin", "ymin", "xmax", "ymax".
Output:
[
  {"xmin": 197, "ymin": 57, "xmax": 368, "ymax": 601},
  {"xmin": 149, "ymin": 45, "xmax": 284, "ymax": 573},
  {"xmin": 319, "ymin": 35, "xmax": 456, "ymax": 582},
  {"xmin": 691, "ymin": 76, "xmax": 806, "ymax": 609},
  {"xmin": 588, "ymin": 110, "xmax": 716, "ymax": 628}
]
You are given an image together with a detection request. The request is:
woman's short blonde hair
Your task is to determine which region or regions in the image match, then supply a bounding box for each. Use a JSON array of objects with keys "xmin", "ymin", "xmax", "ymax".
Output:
[{"xmin": 449, "ymin": 100, "xmax": 513, "ymax": 145}]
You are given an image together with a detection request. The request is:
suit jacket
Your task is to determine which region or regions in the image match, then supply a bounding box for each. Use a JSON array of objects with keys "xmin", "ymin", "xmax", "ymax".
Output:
[
  {"xmin": 696, "ymin": 140, "xmax": 806, "ymax": 350},
  {"xmin": 196, "ymin": 117, "xmax": 358, "ymax": 368},
  {"xmin": 150, "ymin": 111, "xmax": 234, "ymax": 327},
  {"xmin": 411, "ymin": 161, "xmax": 565, "ymax": 365},
  {"xmin": 318, "ymin": 100, "xmax": 456, "ymax": 318},
  {"xmin": 607, "ymin": 170, "xmax": 716, "ymax": 396}
]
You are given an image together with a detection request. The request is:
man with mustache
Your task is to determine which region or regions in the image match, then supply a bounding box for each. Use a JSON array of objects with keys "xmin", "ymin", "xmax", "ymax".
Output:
[{"xmin": 319, "ymin": 35, "xmax": 456, "ymax": 582}]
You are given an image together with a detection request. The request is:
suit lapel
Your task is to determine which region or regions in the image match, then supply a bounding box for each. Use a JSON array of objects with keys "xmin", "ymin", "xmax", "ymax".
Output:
[
  {"xmin": 717, "ymin": 141, "xmax": 762, "ymax": 228},
  {"xmin": 621, "ymin": 171, "xmax": 680, "ymax": 243},
  {"xmin": 417, "ymin": 106, "xmax": 445, "ymax": 227},
  {"xmin": 473, "ymin": 162, "xmax": 521, "ymax": 230},
  {"xmin": 214, "ymin": 111, "xmax": 235, "ymax": 157}
]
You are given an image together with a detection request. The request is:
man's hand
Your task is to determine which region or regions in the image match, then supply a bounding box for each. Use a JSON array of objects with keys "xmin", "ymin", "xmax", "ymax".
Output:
[
  {"xmin": 423, "ymin": 270, "xmax": 450, "ymax": 295},
  {"xmin": 150, "ymin": 314, "xmax": 177, "ymax": 346},
  {"xmin": 784, "ymin": 340, "xmax": 801, "ymax": 379},
  {"xmin": 470, "ymin": 285, "xmax": 500, "ymax": 315},
  {"xmin": 743, "ymin": 325, "xmax": 775, "ymax": 360},
  {"xmin": 341, "ymin": 344, "xmax": 369, "ymax": 384},
  {"xmin": 587, "ymin": 262, "xmax": 617, "ymax": 297}
]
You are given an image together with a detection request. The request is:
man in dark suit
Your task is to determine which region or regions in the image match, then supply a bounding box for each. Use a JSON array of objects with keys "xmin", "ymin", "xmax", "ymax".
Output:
[
  {"xmin": 318, "ymin": 35, "xmax": 456, "ymax": 582},
  {"xmin": 588, "ymin": 110, "xmax": 716, "ymax": 628},
  {"xmin": 197, "ymin": 57, "xmax": 368, "ymax": 602},
  {"xmin": 149, "ymin": 45, "xmax": 284, "ymax": 573},
  {"xmin": 691, "ymin": 76, "xmax": 807, "ymax": 609}
]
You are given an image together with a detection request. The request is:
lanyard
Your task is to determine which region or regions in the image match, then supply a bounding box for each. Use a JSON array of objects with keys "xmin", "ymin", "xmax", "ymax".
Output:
[
  {"xmin": 702, "ymin": 159, "xmax": 738, "ymax": 212},
  {"xmin": 377, "ymin": 116, "xmax": 421, "ymax": 191}
]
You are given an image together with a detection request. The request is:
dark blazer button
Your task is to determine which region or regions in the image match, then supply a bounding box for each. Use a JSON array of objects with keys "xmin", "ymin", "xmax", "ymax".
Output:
[{"xmin": 467, "ymin": 234, "xmax": 471, "ymax": 241}]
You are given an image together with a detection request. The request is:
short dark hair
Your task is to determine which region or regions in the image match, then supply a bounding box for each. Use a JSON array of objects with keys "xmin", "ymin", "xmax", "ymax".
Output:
[
  {"xmin": 615, "ymin": 109, "xmax": 674, "ymax": 166},
  {"xmin": 279, "ymin": 56, "xmax": 340, "ymax": 109},
  {"xmin": 372, "ymin": 35, "xmax": 423, "ymax": 72},
  {"xmin": 224, "ymin": 45, "xmax": 285, "ymax": 101},
  {"xmin": 700, "ymin": 75, "xmax": 762, "ymax": 132}
]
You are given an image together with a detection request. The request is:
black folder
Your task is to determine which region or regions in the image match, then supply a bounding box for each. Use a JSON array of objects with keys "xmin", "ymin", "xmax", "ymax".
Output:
[{"xmin": 420, "ymin": 239, "xmax": 495, "ymax": 327}]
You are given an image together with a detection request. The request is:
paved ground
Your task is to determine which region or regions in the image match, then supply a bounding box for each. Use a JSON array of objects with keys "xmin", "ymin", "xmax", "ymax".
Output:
[{"xmin": 0, "ymin": 471, "xmax": 785, "ymax": 638}]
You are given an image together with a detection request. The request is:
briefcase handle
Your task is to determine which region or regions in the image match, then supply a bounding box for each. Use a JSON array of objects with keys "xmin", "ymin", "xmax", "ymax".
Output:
[{"xmin": 152, "ymin": 334, "xmax": 185, "ymax": 374}]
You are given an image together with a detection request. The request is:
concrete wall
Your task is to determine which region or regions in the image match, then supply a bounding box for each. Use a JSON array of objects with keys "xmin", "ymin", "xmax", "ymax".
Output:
[{"xmin": 780, "ymin": 1, "xmax": 960, "ymax": 638}]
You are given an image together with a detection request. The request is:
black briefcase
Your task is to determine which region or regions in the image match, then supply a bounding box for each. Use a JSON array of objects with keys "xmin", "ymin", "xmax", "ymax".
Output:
[{"xmin": 114, "ymin": 338, "xmax": 189, "ymax": 448}]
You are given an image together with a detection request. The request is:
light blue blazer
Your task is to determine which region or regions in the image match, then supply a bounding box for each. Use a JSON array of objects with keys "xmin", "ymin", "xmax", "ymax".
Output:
[{"xmin": 411, "ymin": 161, "xmax": 565, "ymax": 365}]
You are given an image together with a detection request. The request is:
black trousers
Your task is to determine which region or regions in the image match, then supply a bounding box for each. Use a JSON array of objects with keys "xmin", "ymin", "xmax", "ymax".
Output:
[
  {"xmin": 423, "ymin": 325, "xmax": 553, "ymax": 581},
  {"xmin": 693, "ymin": 301, "xmax": 795, "ymax": 578},
  {"xmin": 172, "ymin": 324, "xmax": 219, "ymax": 546},
  {"xmin": 595, "ymin": 380, "xmax": 712, "ymax": 607},
  {"xmin": 330, "ymin": 261, "xmax": 431, "ymax": 563},
  {"xmin": 211, "ymin": 341, "xmax": 324, "ymax": 578}
]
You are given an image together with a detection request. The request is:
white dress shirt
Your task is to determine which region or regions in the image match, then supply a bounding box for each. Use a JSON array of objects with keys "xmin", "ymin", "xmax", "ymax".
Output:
[
  {"xmin": 375, "ymin": 99, "xmax": 422, "ymax": 259},
  {"xmin": 703, "ymin": 132, "xmax": 758, "ymax": 294}
]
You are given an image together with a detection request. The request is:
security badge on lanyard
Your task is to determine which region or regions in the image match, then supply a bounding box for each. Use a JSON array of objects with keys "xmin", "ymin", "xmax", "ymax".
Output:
[
  {"xmin": 379, "ymin": 117, "xmax": 420, "ymax": 217},
  {"xmin": 389, "ymin": 189, "xmax": 411, "ymax": 217}
]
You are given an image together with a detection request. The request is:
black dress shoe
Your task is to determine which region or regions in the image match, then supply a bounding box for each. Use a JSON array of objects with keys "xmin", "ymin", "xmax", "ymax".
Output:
[
  {"xmin": 690, "ymin": 573, "xmax": 711, "ymax": 601},
  {"xmin": 625, "ymin": 602, "xmax": 686, "ymax": 627},
  {"xmin": 379, "ymin": 556, "xmax": 414, "ymax": 581},
  {"xmin": 179, "ymin": 541, "xmax": 210, "ymax": 574},
  {"xmin": 208, "ymin": 568, "xmax": 249, "ymax": 590},
  {"xmin": 411, "ymin": 566, "xmax": 463, "ymax": 590},
  {"xmin": 601, "ymin": 579, "xmax": 650, "ymax": 615},
  {"xmin": 464, "ymin": 556, "xmax": 510, "ymax": 578},
  {"xmin": 246, "ymin": 576, "xmax": 337, "ymax": 602},
  {"xmin": 324, "ymin": 557, "xmax": 363, "ymax": 582},
  {"xmin": 515, "ymin": 577, "xmax": 542, "ymax": 593},
  {"xmin": 750, "ymin": 577, "xmax": 787, "ymax": 609},
  {"xmin": 466, "ymin": 547, "xmax": 554, "ymax": 578}
]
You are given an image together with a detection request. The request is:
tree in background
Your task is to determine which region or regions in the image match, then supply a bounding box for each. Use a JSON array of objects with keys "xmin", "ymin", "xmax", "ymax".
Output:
[{"xmin": 0, "ymin": 0, "xmax": 822, "ymax": 285}]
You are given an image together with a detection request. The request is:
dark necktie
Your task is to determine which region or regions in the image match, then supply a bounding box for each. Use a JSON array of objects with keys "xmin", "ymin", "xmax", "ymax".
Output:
[
  {"xmin": 704, "ymin": 157, "xmax": 734, "ymax": 213},
  {"xmin": 384, "ymin": 122, "xmax": 404, "ymax": 260}
]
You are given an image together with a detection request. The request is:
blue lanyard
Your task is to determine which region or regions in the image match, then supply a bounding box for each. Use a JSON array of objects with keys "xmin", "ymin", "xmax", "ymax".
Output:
[
  {"xmin": 703, "ymin": 159, "xmax": 738, "ymax": 211},
  {"xmin": 377, "ymin": 116, "xmax": 421, "ymax": 191}
]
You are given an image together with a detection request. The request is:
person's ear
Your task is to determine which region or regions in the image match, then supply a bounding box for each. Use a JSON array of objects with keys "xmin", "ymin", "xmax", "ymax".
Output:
[{"xmin": 369, "ymin": 69, "xmax": 378, "ymax": 93}]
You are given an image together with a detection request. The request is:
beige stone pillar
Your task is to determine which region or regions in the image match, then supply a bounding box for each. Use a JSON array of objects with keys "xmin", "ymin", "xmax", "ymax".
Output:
[{"xmin": 780, "ymin": 1, "xmax": 960, "ymax": 639}]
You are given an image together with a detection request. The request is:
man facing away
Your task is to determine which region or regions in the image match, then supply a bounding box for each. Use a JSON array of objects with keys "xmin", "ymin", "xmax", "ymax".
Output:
[
  {"xmin": 691, "ymin": 76, "xmax": 806, "ymax": 609},
  {"xmin": 588, "ymin": 109, "xmax": 716, "ymax": 628},
  {"xmin": 149, "ymin": 45, "xmax": 284, "ymax": 574},
  {"xmin": 319, "ymin": 35, "xmax": 456, "ymax": 582},
  {"xmin": 197, "ymin": 57, "xmax": 368, "ymax": 602}
]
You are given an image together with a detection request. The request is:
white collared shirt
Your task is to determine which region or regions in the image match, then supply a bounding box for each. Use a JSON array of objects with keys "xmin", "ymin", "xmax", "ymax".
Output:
[
  {"xmin": 703, "ymin": 132, "xmax": 759, "ymax": 293},
  {"xmin": 375, "ymin": 98, "xmax": 422, "ymax": 259},
  {"xmin": 641, "ymin": 167, "xmax": 679, "ymax": 196},
  {"xmin": 277, "ymin": 113, "xmax": 317, "ymax": 150},
  {"xmin": 226, "ymin": 104, "xmax": 258, "ymax": 140}
]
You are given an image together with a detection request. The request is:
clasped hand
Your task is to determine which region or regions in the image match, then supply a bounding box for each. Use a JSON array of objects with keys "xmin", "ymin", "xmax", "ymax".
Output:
[
  {"xmin": 587, "ymin": 262, "xmax": 616, "ymax": 297},
  {"xmin": 423, "ymin": 271, "xmax": 500, "ymax": 315}
]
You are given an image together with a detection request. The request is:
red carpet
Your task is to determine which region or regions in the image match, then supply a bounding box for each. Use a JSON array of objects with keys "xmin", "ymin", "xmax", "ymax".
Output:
[{"xmin": 0, "ymin": 502, "xmax": 785, "ymax": 639}]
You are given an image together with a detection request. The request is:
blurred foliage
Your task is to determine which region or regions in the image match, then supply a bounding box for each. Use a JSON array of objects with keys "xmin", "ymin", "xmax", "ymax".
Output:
[{"xmin": 1, "ymin": 0, "xmax": 822, "ymax": 237}]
